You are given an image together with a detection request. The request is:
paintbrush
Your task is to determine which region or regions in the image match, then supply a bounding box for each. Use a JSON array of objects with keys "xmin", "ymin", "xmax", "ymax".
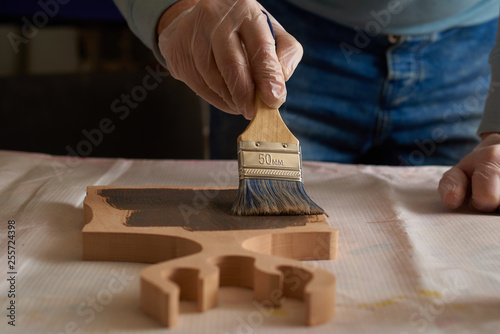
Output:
[{"xmin": 231, "ymin": 95, "xmax": 325, "ymax": 216}]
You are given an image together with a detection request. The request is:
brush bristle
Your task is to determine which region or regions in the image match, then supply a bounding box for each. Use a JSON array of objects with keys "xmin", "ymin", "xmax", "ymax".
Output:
[{"xmin": 231, "ymin": 179, "xmax": 325, "ymax": 216}]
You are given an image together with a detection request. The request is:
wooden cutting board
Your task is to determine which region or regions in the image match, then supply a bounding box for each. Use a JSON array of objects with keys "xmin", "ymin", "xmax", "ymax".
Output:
[{"xmin": 82, "ymin": 186, "xmax": 338, "ymax": 327}]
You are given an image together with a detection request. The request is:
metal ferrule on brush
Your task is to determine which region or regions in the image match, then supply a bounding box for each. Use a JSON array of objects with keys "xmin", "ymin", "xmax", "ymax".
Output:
[{"xmin": 237, "ymin": 141, "xmax": 303, "ymax": 182}]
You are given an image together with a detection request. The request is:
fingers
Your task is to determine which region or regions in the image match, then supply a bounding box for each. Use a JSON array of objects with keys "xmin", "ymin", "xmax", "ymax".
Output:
[
  {"xmin": 159, "ymin": 20, "xmax": 236, "ymax": 115},
  {"xmin": 438, "ymin": 137, "xmax": 500, "ymax": 212},
  {"xmin": 158, "ymin": 0, "xmax": 299, "ymax": 118},
  {"xmin": 438, "ymin": 166, "xmax": 469, "ymax": 209},
  {"xmin": 160, "ymin": 4, "xmax": 246, "ymax": 116},
  {"xmin": 239, "ymin": 11, "xmax": 286, "ymax": 110},
  {"xmin": 211, "ymin": 17, "xmax": 255, "ymax": 118},
  {"xmin": 469, "ymin": 148, "xmax": 500, "ymax": 212},
  {"xmin": 265, "ymin": 11, "xmax": 303, "ymax": 81}
]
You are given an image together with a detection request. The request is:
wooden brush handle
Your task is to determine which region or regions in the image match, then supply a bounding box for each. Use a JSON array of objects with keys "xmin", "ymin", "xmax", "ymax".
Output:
[{"xmin": 237, "ymin": 95, "xmax": 299, "ymax": 144}]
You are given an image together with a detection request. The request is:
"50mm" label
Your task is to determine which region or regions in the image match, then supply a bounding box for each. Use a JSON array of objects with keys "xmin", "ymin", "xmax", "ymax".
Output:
[{"xmin": 258, "ymin": 154, "xmax": 284, "ymax": 166}]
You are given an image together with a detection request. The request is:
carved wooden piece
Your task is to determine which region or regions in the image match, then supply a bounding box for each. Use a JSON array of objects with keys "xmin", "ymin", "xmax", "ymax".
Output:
[{"xmin": 83, "ymin": 186, "xmax": 338, "ymax": 327}]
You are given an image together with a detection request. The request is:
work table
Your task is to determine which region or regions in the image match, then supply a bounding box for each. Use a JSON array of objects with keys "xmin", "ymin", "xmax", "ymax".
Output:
[{"xmin": 1, "ymin": 149, "xmax": 499, "ymax": 333}]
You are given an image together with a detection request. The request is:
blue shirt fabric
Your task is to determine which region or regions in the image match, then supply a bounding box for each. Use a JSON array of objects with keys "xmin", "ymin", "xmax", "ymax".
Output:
[{"xmin": 112, "ymin": 0, "xmax": 500, "ymax": 135}]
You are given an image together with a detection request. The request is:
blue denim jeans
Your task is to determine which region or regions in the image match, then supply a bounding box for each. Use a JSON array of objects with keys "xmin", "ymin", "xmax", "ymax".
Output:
[{"xmin": 210, "ymin": 1, "xmax": 497, "ymax": 165}]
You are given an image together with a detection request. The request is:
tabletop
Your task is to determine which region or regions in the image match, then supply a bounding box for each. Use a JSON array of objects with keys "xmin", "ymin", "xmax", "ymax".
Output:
[{"xmin": 0, "ymin": 150, "xmax": 499, "ymax": 334}]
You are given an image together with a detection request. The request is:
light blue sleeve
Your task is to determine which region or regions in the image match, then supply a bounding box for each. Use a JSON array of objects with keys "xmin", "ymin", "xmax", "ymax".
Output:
[
  {"xmin": 113, "ymin": 0, "xmax": 180, "ymax": 67},
  {"xmin": 479, "ymin": 14, "xmax": 500, "ymax": 135}
]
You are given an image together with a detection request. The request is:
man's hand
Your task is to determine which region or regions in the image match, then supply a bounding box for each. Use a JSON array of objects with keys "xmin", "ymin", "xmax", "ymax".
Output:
[
  {"xmin": 157, "ymin": 0, "xmax": 303, "ymax": 119},
  {"xmin": 439, "ymin": 133, "xmax": 500, "ymax": 212}
]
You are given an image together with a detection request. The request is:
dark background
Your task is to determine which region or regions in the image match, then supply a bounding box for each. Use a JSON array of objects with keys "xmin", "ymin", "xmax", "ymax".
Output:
[{"xmin": 0, "ymin": 0, "xmax": 210, "ymax": 159}]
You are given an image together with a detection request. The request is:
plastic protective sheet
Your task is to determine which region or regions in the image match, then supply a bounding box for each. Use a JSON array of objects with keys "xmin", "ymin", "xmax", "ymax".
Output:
[{"xmin": 0, "ymin": 150, "xmax": 499, "ymax": 334}]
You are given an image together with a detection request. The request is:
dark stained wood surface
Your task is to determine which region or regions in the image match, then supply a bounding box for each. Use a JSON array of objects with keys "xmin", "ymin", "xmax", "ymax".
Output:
[{"xmin": 98, "ymin": 188, "xmax": 308, "ymax": 231}]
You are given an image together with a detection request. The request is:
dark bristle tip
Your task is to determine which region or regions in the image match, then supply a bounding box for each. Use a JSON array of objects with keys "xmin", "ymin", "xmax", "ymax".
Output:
[{"xmin": 231, "ymin": 179, "xmax": 325, "ymax": 216}]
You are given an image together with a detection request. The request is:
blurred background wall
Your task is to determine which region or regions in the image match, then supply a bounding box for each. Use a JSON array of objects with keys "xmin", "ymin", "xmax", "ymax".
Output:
[{"xmin": 0, "ymin": 0, "xmax": 209, "ymax": 159}]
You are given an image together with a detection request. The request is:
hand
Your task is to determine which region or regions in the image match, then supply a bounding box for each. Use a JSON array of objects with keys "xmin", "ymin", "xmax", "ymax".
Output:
[
  {"xmin": 438, "ymin": 133, "xmax": 500, "ymax": 212},
  {"xmin": 157, "ymin": 0, "xmax": 303, "ymax": 119}
]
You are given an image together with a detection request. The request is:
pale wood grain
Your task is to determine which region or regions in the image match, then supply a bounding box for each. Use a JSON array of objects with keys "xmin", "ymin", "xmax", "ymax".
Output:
[{"xmin": 238, "ymin": 96, "xmax": 299, "ymax": 144}]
